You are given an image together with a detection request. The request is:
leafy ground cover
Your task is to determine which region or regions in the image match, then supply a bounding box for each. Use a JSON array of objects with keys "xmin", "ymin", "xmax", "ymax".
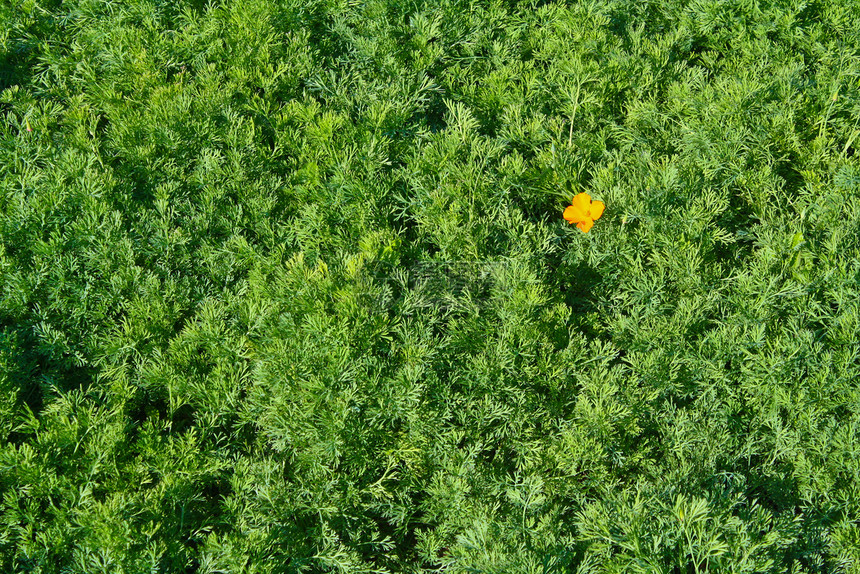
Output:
[{"xmin": 2, "ymin": 0, "xmax": 860, "ymax": 571}]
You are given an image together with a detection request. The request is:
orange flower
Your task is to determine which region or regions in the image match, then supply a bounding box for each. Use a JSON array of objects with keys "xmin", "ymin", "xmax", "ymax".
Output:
[{"xmin": 563, "ymin": 192, "xmax": 604, "ymax": 232}]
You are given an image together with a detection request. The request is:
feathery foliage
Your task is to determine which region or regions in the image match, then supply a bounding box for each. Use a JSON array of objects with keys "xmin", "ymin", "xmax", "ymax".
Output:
[{"xmin": 2, "ymin": 0, "xmax": 860, "ymax": 571}]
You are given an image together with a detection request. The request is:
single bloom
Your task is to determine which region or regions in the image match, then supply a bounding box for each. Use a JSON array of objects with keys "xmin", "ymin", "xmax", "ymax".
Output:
[{"xmin": 563, "ymin": 192, "xmax": 604, "ymax": 232}]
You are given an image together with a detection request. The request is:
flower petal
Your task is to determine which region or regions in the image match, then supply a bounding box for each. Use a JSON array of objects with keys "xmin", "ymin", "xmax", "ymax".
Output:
[
  {"xmin": 572, "ymin": 192, "xmax": 591, "ymax": 212},
  {"xmin": 564, "ymin": 193, "xmax": 593, "ymax": 223},
  {"xmin": 590, "ymin": 200, "xmax": 605, "ymax": 221},
  {"xmin": 577, "ymin": 219, "xmax": 594, "ymax": 232},
  {"xmin": 563, "ymin": 204, "xmax": 589, "ymax": 223}
]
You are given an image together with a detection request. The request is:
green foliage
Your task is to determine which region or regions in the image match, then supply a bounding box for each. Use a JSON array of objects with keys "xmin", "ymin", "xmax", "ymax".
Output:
[{"xmin": 1, "ymin": 0, "xmax": 860, "ymax": 571}]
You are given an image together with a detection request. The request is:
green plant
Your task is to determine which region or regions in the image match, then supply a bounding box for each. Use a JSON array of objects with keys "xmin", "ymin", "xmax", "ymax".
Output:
[{"xmin": 1, "ymin": 0, "xmax": 859, "ymax": 571}]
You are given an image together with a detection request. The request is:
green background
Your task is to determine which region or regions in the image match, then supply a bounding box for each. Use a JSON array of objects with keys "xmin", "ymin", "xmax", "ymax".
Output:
[{"xmin": 1, "ymin": 0, "xmax": 859, "ymax": 571}]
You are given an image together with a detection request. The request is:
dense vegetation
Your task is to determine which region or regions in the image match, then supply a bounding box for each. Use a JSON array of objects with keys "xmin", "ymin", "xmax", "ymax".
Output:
[{"xmin": 2, "ymin": 0, "xmax": 860, "ymax": 571}]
